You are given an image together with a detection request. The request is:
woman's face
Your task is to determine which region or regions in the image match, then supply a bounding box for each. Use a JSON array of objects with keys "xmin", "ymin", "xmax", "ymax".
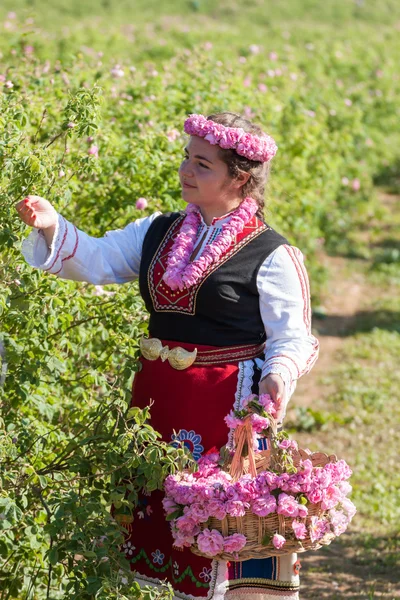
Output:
[{"xmin": 178, "ymin": 136, "xmax": 241, "ymax": 209}]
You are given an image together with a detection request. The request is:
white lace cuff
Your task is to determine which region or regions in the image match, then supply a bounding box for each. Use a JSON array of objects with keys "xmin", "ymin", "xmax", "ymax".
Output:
[
  {"xmin": 261, "ymin": 361, "xmax": 293, "ymax": 391},
  {"xmin": 20, "ymin": 212, "xmax": 78, "ymax": 274}
]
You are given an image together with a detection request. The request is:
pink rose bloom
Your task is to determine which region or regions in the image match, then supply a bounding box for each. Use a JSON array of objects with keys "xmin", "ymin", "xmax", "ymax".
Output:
[
  {"xmin": 277, "ymin": 493, "xmax": 302, "ymax": 517},
  {"xmin": 309, "ymin": 516, "xmax": 330, "ymax": 543},
  {"xmin": 272, "ymin": 533, "xmax": 286, "ymax": 549},
  {"xmin": 197, "ymin": 528, "xmax": 225, "ymax": 556},
  {"xmin": 285, "ymin": 474, "xmax": 303, "ymax": 494},
  {"xmin": 204, "ymin": 132, "xmax": 218, "ymax": 145},
  {"xmin": 175, "ymin": 514, "xmax": 201, "ymax": 535},
  {"xmin": 321, "ymin": 485, "xmax": 342, "ymax": 510},
  {"xmin": 241, "ymin": 394, "xmax": 257, "ymax": 408},
  {"xmin": 225, "ymin": 500, "xmax": 247, "ymax": 517},
  {"xmin": 167, "ymin": 128, "xmax": 180, "ymax": 142},
  {"xmin": 233, "ymin": 476, "xmax": 256, "ymax": 502},
  {"xmin": 264, "ymin": 471, "xmax": 279, "ymax": 489},
  {"xmin": 225, "ymin": 486, "xmax": 240, "ymax": 501},
  {"xmin": 224, "ymin": 412, "xmax": 244, "ymax": 429},
  {"xmin": 341, "ymin": 498, "xmax": 357, "ymax": 519},
  {"xmin": 297, "ymin": 504, "xmax": 308, "ymax": 518},
  {"xmin": 207, "ymin": 500, "xmax": 227, "ymax": 520},
  {"xmin": 189, "ymin": 503, "xmax": 209, "ymax": 522},
  {"xmin": 337, "ymin": 481, "xmax": 352, "ymax": 496},
  {"xmin": 300, "ymin": 459, "xmax": 313, "ymax": 474},
  {"xmin": 279, "ymin": 439, "xmax": 299, "ymax": 451},
  {"xmin": 258, "ymin": 394, "xmax": 277, "ymax": 417},
  {"xmin": 251, "ymin": 495, "xmax": 277, "ymax": 517},
  {"xmin": 136, "ymin": 197, "xmax": 148, "ymax": 210},
  {"xmin": 223, "ymin": 533, "xmax": 247, "ymax": 553},
  {"xmin": 227, "ymin": 128, "xmax": 244, "ymax": 145},
  {"xmin": 329, "ymin": 509, "xmax": 349, "ymax": 536},
  {"xmin": 292, "ymin": 520, "xmax": 307, "ymax": 540},
  {"xmin": 351, "ymin": 178, "xmax": 361, "ymax": 191},
  {"xmin": 307, "ymin": 487, "xmax": 323, "ymax": 504},
  {"xmin": 250, "ymin": 413, "xmax": 270, "ymax": 433},
  {"xmin": 88, "ymin": 144, "xmax": 99, "ymax": 157},
  {"xmin": 162, "ymin": 497, "xmax": 179, "ymax": 515},
  {"xmin": 312, "ymin": 468, "xmax": 332, "ymax": 489},
  {"xmin": 173, "ymin": 533, "xmax": 196, "ymax": 548},
  {"xmin": 276, "ymin": 473, "xmax": 290, "ymax": 489}
]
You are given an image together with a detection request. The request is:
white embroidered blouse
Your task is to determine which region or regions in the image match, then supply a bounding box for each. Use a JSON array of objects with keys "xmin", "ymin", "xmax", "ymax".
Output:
[{"xmin": 21, "ymin": 209, "xmax": 319, "ymax": 417}]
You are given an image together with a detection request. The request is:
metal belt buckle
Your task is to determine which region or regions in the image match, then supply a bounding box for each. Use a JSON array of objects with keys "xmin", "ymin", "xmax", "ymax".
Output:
[{"xmin": 140, "ymin": 337, "xmax": 197, "ymax": 370}]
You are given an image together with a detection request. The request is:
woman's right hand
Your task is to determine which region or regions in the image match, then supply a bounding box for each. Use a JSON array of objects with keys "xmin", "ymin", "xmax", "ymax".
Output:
[{"xmin": 15, "ymin": 195, "xmax": 58, "ymax": 230}]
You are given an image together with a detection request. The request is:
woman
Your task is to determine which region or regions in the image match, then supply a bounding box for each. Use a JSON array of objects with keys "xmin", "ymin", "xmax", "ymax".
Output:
[{"xmin": 17, "ymin": 112, "xmax": 319, "ymax": 600}]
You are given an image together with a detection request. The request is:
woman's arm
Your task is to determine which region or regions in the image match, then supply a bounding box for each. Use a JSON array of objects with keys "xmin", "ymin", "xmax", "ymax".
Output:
[
  {"xmin": 17, "ymin": 197, "xmax": 162, "ymax": 284},
  {"xmin": 257, "ymin": 243, "xmax": 320, "ymax": 421}
]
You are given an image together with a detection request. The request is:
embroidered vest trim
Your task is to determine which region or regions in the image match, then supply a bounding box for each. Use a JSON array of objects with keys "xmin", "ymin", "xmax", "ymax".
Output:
[{"xmin": 147, "ymin": 214, "xmax": 269, "ymax": 316}]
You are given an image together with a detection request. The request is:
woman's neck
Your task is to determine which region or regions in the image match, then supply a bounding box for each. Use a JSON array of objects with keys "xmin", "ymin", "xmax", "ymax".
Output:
[{"xmin": 198, "ymin": 199, "xmax": 243, "ymax": 226}]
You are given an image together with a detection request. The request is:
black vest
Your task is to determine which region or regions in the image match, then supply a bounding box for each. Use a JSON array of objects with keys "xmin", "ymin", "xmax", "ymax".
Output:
[{"xmin": 139, "ymin": 212, "xmax": 289, "ymax": 346}]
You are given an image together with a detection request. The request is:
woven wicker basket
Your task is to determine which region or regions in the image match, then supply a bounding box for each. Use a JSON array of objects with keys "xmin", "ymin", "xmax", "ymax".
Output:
[{"xmin": 190, "ymin": 416, "xmax": 337, "ymax": 561}]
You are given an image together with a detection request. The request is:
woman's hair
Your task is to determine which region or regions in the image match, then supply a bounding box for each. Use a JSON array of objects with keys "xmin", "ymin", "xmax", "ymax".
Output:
[{"xmin": 206, "ymin": 111, "xmax": 272, "ymax": 219}]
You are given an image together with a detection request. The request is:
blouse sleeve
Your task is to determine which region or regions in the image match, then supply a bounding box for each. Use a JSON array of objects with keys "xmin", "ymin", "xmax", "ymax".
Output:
[
  {"xmin": 256, "ymin": 243, "xmax": 320, "ymax": 418},
  {"xmin": 20, "ymin": 210, "xmax": 162, "ymax": 284}
]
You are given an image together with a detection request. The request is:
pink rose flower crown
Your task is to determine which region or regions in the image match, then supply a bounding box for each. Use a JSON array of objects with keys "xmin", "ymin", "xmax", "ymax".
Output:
[
  {"xmin": 163, "ymin": 394, "xmax": 356, "ymax": 561},
  {"xmin": 183, "ymin": 113, "xmax": 278, "ymax": 164}
]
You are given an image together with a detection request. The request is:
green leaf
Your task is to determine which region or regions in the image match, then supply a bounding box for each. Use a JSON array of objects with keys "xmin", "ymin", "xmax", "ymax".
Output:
[{"xmin": 165, "ymin": 509, "xmax": 182, "ymax": 521}]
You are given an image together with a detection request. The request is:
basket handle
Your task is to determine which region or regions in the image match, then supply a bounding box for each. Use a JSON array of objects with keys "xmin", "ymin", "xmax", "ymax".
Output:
[{"xmin": 229, "ymin": 415, "xmax": 279, "ymax": 481}]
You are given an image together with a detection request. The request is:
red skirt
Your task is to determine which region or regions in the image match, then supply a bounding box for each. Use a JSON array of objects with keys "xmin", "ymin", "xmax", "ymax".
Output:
[{"xmin": 114, "ymin": 339, "xmax": 300, "ymax": 599}]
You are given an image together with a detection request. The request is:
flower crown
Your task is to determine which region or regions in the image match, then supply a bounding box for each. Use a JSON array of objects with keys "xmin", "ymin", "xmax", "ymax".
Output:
[{"xmin": 183, "ymin": 113, "xmax": 278, "ymax": 163}]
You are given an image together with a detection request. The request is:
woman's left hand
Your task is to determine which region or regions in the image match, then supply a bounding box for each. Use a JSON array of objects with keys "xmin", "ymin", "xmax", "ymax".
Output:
[{"xmin": 259, "ymin": 373, "xmax": 286, "ymax": 423}]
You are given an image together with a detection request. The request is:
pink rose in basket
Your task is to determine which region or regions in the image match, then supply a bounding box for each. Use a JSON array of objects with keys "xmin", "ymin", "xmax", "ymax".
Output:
[
  {"xmin": 292, "ymin": 520, "xmax": 307, "ymax": 540},
  {"xmin": 324, "ymin": 459, "xmax": 352, "ymax": 483},
  {"xmin": 223, "ymin": 533, "xmax": 247, "ymax": 553},
  {"xmin": 341, "ymin": 497, "xmax": 357, "ymax": 518},
  {"xmin": 312, "ymin": 467, "xmax": 332, "ymax": 489},
  {"xmin": 337, "ymin": 481, "xmax": 352, "ymax": 496},
  {"xmin": 300, "ymin": 459, "xmax": 313, "ymax": 474},
  {"xmin": 278, "ymin": 439, "xmax": 299, "ymax": 451},
  {"xmin": 320, "ymin": 485, "xmax": 343, "ymax": 510},
  {"xmin": 197, "ymin": 528, "xmax": 225, "ymax": 556},
  {"xmin": 189, "ymin": 503, "xmax": 210, "ymax": 522},
  {"xmin": 277, "ymin": 493, "xmax": 308, "ymax": 518},
  {"xmin": 259, "ymin": 470, "xmax": 280, "ymax": 490},
  {"xmin": 162, "ymin": 497, "xmax": 179, "ymax": 515},
  {"xmin": 207, "ymin": 499, "xmax": 227, "ymax": 520},
  {"xmin": 309, "ymin": 516, "xmax": 331, "ymax": 543},
  {"xmin": 272, "ymin": 533, "xmax": 286, "ymax": 549},
  {"xmin": 233, "ymin": 475, "xmax": 257, "ymax": 502},
  {"xmin": 251, "ymin": 494, "xmax": 277, "ymax": 517},
  {"xmin": 175, "ymin": 514, "xmax": 201, "ymax": 536},
  {"xmin": 250, "ymin": 413, "xmax": 270, "ymax": 433},
  {"xmin": 225, "ymin": 499, "xmax": 248, "ymax": 517},
  {"xmin": 224, "ymin": 411, "xmax": 245, "ymax": 429},
  {"xmin": 173, "ymin": 533, "xmax": 196, "ymax": 548},
  {"xmin": 258, "ymin": 393, "xmax": 277, "ymax": 417},
  {"xmin": 307, "ymin": 486, "xmax": 323, "ymax": 504},
  {"xmin": 329, "ymin": 509, "xmax": 349, "ymax": 536}
]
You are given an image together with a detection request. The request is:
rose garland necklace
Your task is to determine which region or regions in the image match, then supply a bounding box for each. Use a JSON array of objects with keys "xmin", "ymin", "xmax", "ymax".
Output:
[{"xmin": 162, "ymin": 196, "xmax": 259, "ymax": 291}]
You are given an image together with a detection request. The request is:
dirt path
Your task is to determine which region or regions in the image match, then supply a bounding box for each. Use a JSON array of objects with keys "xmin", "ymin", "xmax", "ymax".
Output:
[
  {"xmin": 286, "ymin": 192, "xmax": 400, "ymax": 599},
  {"xmin": 292, "ymin": 254, "xmax": 366, "ymax": 409}
]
